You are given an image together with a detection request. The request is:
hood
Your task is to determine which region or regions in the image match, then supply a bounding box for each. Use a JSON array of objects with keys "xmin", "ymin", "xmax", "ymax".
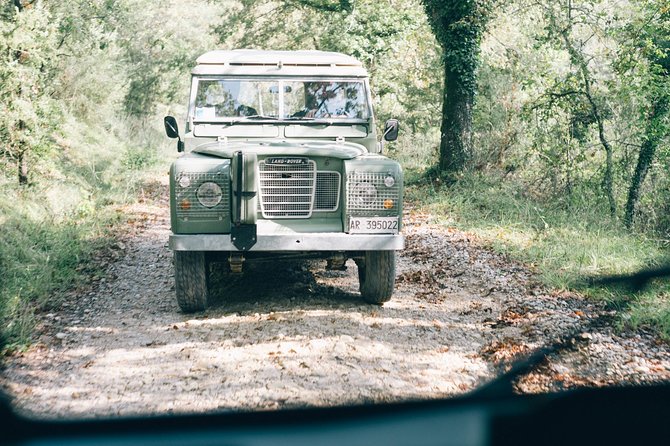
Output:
[{"xmin": 192, "ymin": 140, "xmax": 366, "ymax": 160}]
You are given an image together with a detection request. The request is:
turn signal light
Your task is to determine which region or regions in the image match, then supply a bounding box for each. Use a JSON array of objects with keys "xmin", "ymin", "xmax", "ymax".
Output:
[
  {"xmin": 179, "ymin": 199, "xmax": 191, "ymax": 210},
  {"xmin": 383, "ymin": 199, "xmax": 394, "ymax": 209}
]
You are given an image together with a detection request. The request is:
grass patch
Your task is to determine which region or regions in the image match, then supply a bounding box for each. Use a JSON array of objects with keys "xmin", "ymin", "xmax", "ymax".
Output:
[
  {"xmin": 0, "ymin": 114, "xmax": 174, "ymax": 351},
  {"xmin": 0, "ymin": 191, "xmax": 120, "ymax": 349},
  {"xmin": 406, "ymin": 171, "xmax": 670, "ymax": 338}
]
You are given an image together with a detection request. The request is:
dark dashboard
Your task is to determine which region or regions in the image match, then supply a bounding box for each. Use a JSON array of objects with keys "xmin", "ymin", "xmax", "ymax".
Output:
[{"xmin": 4, "ymin": 384, "xmax": 669, "ymax": 446}]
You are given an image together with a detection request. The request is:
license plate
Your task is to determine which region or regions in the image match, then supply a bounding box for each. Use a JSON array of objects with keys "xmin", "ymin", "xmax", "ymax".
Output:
[{"xmin": 348, "ymin": 217, "xmax": 399, "ymax": 234}]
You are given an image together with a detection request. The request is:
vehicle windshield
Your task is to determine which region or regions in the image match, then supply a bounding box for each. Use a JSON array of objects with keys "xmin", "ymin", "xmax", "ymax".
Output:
[{"xmin": 192, "ymin": 78, "xmax": 370, "ymax": 121}]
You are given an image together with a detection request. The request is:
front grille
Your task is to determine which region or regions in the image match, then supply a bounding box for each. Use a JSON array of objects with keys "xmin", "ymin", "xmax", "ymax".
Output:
[
  {"xmin": 175, "ymin": 172, "xmax": 229, "ymax": 220},
  {"xmin": 346, "ymin": 171, "xmax": 400, "ymax": 216},
  {"xmin": 258, "ymin": 160, "xmax": 317, "ymax": 218},
  {"xmin": 314, "ymin": 171, "xmax": 341, "ymax": 212}
]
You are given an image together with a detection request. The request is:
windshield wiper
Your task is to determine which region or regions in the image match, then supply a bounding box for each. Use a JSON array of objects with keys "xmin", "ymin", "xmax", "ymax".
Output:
[
  {"xmin": 243, "ymin": 115, "xmax": 334, "ymax": 125},
  {"xmin": 283, "ymin": 116, "xmax": 334, "ymax": 125},
  {"xmin": 194, "ymin": 115, "xmax": 347, "ymax": 126},
  {"xmin": 236, "ymin": 115, "xmax": 279, "ymax": 120},
  {"xmin": 193, "ymin": 115, "xmax": 279, "ymax": 126}
]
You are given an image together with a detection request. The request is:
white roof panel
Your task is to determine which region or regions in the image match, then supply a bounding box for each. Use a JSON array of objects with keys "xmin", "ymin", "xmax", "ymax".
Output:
[
  {"xmin": 193, "ymin": 50, "xmax": 369, "ymax": 77},
  {"xmin": 197, "ymin": 49, "xmax": 363, "ymax": 66}
]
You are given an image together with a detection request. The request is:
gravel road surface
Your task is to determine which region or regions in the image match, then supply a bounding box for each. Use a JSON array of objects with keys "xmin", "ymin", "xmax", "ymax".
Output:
[{"xmin": 2, "ymin": 180, "xmax": 669, "ymax": 418}]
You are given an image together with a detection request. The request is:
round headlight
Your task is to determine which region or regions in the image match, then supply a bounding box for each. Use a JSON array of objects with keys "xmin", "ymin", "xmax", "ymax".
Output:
[
  {"xmin": 384, "ymin": 175, "xmax": 395, "ymax": 188},
  {"xmin": 352, "ymin": 182, "xmax": 377, "ymax": 206},
  {"xmin": 196, "ymin": 182, "xmax": 222, "ymax": 208},
  {"xmin": 178, "ymin": 175, "xmax": 191, "ymax": 188}
]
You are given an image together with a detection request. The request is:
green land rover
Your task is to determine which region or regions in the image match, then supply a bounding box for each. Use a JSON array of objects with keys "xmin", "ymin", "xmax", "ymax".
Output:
[{"xmin": 164, "ymin": 50, "xmax": 404, "ymax": 312}]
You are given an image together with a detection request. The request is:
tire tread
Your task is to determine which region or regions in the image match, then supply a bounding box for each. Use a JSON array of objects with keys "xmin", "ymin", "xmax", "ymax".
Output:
[
  {"xmin": 174, "ymin": 251, "xmax": 208, "ymax": 312},
  {"xmin": 359, "ymin": 250, "xmax": 396, "ymax": 304}
]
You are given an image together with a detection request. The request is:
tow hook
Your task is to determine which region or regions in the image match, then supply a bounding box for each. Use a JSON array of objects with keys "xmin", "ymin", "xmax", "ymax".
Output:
[
  {"xmin": 326, "ymin": 253, "xmax": 347, "ymax": 271},
  {"xmin": 229, "ymin": 253, "xmax": 245, "ymax": 274}
]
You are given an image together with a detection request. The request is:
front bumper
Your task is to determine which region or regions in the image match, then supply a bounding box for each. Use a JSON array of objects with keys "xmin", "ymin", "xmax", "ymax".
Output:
[{"xmin": 170, "ymin": 233, "xmax": 404, "ymax": 251}]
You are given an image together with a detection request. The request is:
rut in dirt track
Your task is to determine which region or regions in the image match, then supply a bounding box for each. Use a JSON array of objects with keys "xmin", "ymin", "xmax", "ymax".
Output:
[{"xmin": 2, "ymin": 180, "xmax": 669, "ymax": 418}]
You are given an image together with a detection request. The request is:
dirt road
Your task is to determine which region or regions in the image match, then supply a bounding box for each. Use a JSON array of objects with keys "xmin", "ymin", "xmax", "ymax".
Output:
[{"xmin": 2, "ymin": 181, "xmax": 669, "ymax": 418}]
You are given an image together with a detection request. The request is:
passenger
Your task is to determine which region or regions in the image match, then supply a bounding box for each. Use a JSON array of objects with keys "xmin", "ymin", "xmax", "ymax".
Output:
[
  {"xmin": 236, "ymin": 104, "xmax": 258, "ymax": 116},
  {"xmin": 291, "ymin": 82, "xmax": 327, "ymax": 118}
]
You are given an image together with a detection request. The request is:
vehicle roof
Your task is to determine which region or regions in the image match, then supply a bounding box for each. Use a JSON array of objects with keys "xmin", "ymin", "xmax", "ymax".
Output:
[{"xmin": 192, "ymin": 49, "xmax": 369, "ymax": 77}]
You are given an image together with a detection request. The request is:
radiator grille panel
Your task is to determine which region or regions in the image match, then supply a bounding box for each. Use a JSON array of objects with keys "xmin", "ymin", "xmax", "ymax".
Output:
[
  {"xmin": 315, "ymin": 171, "xmax": 341, "ymax": 212},
  {"xmin": 259, "ymin": 160, "xmax": 317, "ymax": 218}
]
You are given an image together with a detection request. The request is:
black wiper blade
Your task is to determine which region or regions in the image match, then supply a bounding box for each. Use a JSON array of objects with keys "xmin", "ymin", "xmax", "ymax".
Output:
[
  {"xmin": 237, "ymin": 115, "xmax": 279, "ymax": 120},
  {"xmin": 283, "ymin": 117, "xmax": 333, "ymax": 125},
  {"xmin": 193, "ymin": 115, "xmax": 278, "ymax": 126},
  {"xmin": 472, "ymin": 336, "xmax": 578, "ymax": 399},
  {"xmin": 587, "ymin": 265, "xmax": 670, "ymax": 292},
  {"xmin": 473, "ymin": 264, "xmax": 670, "ymax": 398}
]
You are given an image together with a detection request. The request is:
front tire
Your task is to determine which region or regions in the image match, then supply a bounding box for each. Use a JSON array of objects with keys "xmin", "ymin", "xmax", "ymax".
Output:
[
  {"xmin": 174, "ymin": 251, "xmax": 209, "ymax": 312},
  {"xmin": 357, "ymin": 251, "xmax": 396, "ymax": 304}
]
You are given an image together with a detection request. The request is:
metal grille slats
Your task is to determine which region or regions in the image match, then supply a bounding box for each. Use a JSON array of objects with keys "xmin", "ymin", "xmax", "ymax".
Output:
[
  {"xmin": 315, "ymin": 172, "xmax": 340, "ymax": 212},
  {"xmin": 262, "ymin": 180, "xmax": 313, "ymax": 188},
  {"xmin": 176, "ymin": 172, "xmax": 229, "ymax": 219},
  {"xmin": 259, "ymin": 160, "xmax": 317, "ymax": 218}
]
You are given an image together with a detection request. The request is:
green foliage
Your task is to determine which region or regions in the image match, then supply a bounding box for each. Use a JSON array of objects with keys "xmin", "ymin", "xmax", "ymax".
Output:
[
  {"xmin": 215, "ymin": 0, "xmax": 443, "ymax": 133},
  {"xmin": 0, "ymin": 0, "xmax": 221, "ymax": 348},
  {"xmin": 627, "ymin": 290, "xmax": 670, "ymax": 341},
  {"xmin": 423, "ymin": 0, "xmax": 495, "ymax": 92},
  {"xmin": 0, "ymin": 2, "xmax": 61, "ymax": 182},
  {"xmin": 471, "ymin": 0, "xmax": 670, "ymax": 234},
  {"xmin": 407, "ymin": 172, "xmax": 670, "ymax": 337},
  {"xmin": 0, "ymin": 191, "xmax": 109, "ymax": 345},
  {"xmin": 123, "ymin": 145, "xmax": 158, "ymax": 170},
  {"xmin": 617, "ymin": 0, "xmax": 670, "ymax": 228}
]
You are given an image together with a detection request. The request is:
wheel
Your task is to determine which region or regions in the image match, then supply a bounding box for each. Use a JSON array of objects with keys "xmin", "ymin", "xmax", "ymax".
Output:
[
  {"xmin": 357, "ymin": 250, "xmax": 396, "ymax": 304},
  {"xmin": 174, "ymin": 251, "xmax": 209, "ymax": 312}
]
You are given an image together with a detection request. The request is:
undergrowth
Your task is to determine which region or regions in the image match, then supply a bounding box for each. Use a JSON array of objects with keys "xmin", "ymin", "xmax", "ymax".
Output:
[
  {"xmin": 0, "ymin": 115, "xmax": 174, "ymax": 352},
  {"xmin": 406, "ymin": 170, "xmax": 670, "ymax": 339},
  {"xmin": 0, "ymin": 194, "xmax": 116, "ymax": 348}
]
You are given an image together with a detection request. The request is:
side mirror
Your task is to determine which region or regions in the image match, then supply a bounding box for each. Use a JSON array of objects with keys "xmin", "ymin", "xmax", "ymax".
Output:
[
  {"xmin": 164, "ymin": 116, "xmax": 184, "ymax": 152},
  {"xmin": 383, "ymin": 119, "xmax": 399, "ymax": 142},
  {"xmin": 164, "ymin": 116, "xmax": 179, "ymax": 139}
]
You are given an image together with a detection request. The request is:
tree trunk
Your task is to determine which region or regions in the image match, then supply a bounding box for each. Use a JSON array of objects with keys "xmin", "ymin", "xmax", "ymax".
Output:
[
  {"xmin": 598, "ymin": 116, "xmax": 616, "ymax": 217},
  {"xmin": 624, "ymin": 139, "xmax": 654, "ymax": 229},
  {"xmin": 18, "ymin": 151, "xmax": 28, "ymax": 185},
  {"xmin": 624, "ymin": 97, "xmax": 669, "ymax": 229},
  {"xmin": 559, "ymin": 27, "xmax": 616, "ymax": 216},
  {"xmin": 422, "ymin": 0, "xmax": 491, "ymax": 174},
  {"xmin": 439, "ymin": 66, "xmax": 474, "ymax": 172}
]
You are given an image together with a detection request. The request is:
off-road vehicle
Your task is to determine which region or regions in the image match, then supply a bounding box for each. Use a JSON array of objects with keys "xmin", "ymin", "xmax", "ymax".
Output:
[{"xmin": 164, "ymin": 50, "xmax": 404, "ymax": 312}]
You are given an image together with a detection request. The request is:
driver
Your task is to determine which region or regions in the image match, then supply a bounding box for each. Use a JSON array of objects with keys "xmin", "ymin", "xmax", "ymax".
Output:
[{"xmin": 292, "ymin": 82, "xmax": 326, "ymax": 118}]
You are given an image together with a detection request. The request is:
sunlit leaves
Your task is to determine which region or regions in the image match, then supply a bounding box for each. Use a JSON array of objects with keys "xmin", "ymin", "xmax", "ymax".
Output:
[
  {"xmin": 0, "ymin": 1, "xmax": 61, "ymax": 173},
  {"xmin": 214, "ymin": 0, "xmax": 442, "ymax": 132}
]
